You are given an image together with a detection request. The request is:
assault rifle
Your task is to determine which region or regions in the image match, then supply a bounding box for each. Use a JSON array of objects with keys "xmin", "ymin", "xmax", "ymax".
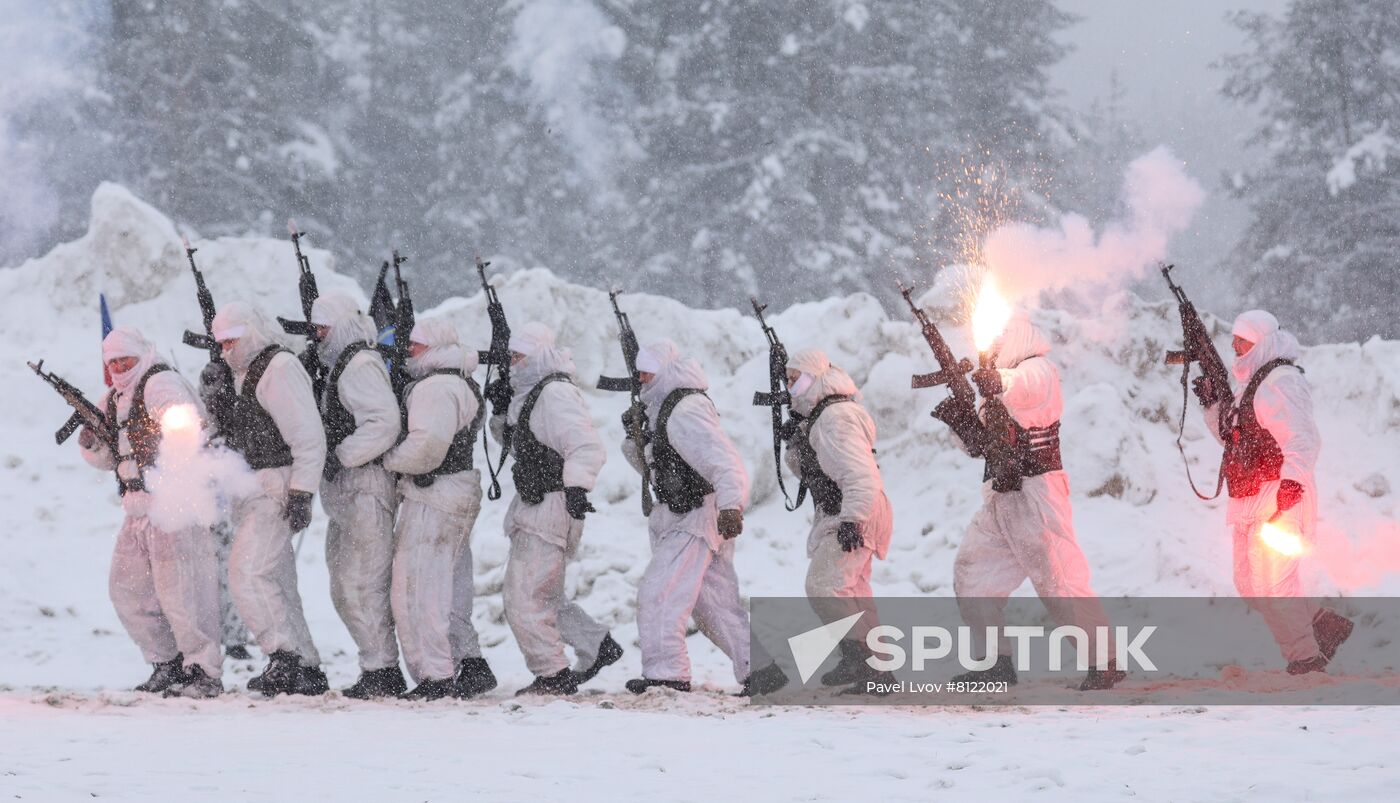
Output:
[
  {"xmin": 749, "ymin": 298, "xmax": 802, "ymax": 511},
  {"xmin": 29, "ymin": 360, "xmax": 116, "ymax": 450},
  {"xmin": 597, "ymin": 291, "xmax": 655, "ymax": 516},
  {"xmin": 475, "ymin": 257, "xmax": 511, "ymax": 500},
  {"xmin": 896, "ymin": 280, "xmax": 1024, "ymax": 492},
  {"xmin": 178, "ymin": 236, "xmax": 235, "ymax": 423},
  {"xmin": 1162, "ymin": 263, "xmax": 1233, "ymax": 499},
  {"xmin": 276, "ymin": 220, "xmax": 325, "ymax": 399},
  {"xmin": 389, "ymin": 250, "xmax": 413, "ymax": 400}
]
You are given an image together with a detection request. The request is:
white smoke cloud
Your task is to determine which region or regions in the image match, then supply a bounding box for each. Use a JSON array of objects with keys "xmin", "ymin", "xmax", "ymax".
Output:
[
  {"xmin": 0, "ymin": 1, "xmax": 94, "ymax": 261},
  {"xmin": 145, "ymin": 405, "xmax": 259, "ymax": 533},
  {"xmin": 982, "ymin": 146, "xmax": 1206, "ymax": 303}
]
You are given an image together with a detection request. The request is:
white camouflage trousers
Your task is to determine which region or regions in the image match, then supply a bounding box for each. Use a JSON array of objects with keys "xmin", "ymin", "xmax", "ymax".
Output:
[
  {"xmin": 228, "ymin": 469, "xmax": 321, "ymax": 666},
  {"xmin": 503, "ymin": 526, "xmax": 609, "ymax": 678},
  {"xmin": 638, "ymin": 530, "xmax": 751, "ymax": 683},
  {"xmin": 109, "ymin": 514, "xmax": 223, "ymax": 677}
]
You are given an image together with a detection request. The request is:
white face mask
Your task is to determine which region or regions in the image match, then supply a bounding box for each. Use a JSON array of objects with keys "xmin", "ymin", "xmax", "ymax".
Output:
[{"xmin": 788, "ymin": 372, "xmax": 814, "ymax": 400}]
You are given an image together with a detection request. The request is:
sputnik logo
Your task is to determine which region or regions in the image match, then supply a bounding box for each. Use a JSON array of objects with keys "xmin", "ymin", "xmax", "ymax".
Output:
[{"xmin": 787, "ymin": 612, "xmax": 863, "ymax": 683}]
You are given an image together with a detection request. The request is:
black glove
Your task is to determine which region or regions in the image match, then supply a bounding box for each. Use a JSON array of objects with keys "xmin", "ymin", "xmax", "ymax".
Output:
[
  {"xmin": 836, "ymin": 520, "xmax": 864, "ymax": 553},
  {"xmin": 323, "ymin": 451, "xmax": 343, "ymax": 483},
  {"xmin": 564, "ymin": 486, "xmax": 595, "ymax": 520},
  {"xmin": 717, "ymin": 509, "xmax": 744, "ymax": 539},
  {"xmin": 1276, "ymin": 479, "xmax": 1304, "ymax": 512},
  {"xmin": 200, "ymin": 361, "xmax": 235, "ymax": 423},
  {"xmin": 778, "ymin": 412, "xmax": 805, "ymax": 444},
  {"xmin": 284, "ymin": 490, "xmax": 315, "ymax": 533},
  {"xmin": 1191, "ymin": 375, "xmax": 1222, "ymax": 408},
  {"xmin": 621, "ymin": 406, "xmax": 650, "ymax": 446},
  {"xmin": 972, "ymin": 367, "xmax": 1003, "ymax": 397}
]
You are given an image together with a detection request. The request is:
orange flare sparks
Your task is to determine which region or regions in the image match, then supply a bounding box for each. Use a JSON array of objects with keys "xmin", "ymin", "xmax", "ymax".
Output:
[{"xmin": 971, "ymin": 274, "xmax": 1012, "ymax": 353}]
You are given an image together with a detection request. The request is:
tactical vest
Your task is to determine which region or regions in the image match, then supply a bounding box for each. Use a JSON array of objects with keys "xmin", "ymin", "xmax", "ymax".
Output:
[
  {"xmin": 979, "ymin": 356, "xmax": 1064, "ymax": 489},
  {"xmin": 406, "ymin": 368, "xmax": 486, "ymax": 488},
  {"xmin": 222, "ymin": 345, "xmax": 294, "ymax": 470},
  {"xmin": 1224, "ymin": 358, "xmax": 1299, "ymax": 499},
  {"xmin": 510, "ymin": 373, "xmax": 571, "ymax": 505},
  {"xmin": 105, "ymin": 363, "xmax": 172, "ymax": 496},
  {"xmin": 793, "ymin": 395, "xmax": 856, "ymax": 517},
  {"xmin": 980, "ymin": 415, "xmax": 1064, "ymax": 485},
  {"xmin": 321, "ymin": 342, "xmax": 374, "ymax": 454},
  {"xmin": 650, "ymin": 388, "xmax": 717, "ymax": 515}
]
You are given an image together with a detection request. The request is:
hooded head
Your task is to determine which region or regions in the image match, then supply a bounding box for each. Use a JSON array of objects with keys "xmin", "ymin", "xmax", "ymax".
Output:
[
  {"xmin": 508, "ymin": 321, "xmax": 576, "ymax": 389},
  {"xmin": 785, "ymin": 347, "xmax": 858, "ymax": 416},
  {"xmin": 212, "ymin": 301, "xmax": 276, "ymax": 374},
  {"xmin": 1230, "ymin": 309, "xmax": 1301, "ymax": 383},
  {"xmin": 310, "ymin": 292, "xmax": 377, "ymax": 368},
  {"xmin": 406, "ymin": 316, "xmax": 478, "ymax": 379},
  {"xmin": 102, "ymin": 326, "xmax": 158, "ymax": 396},
  {"xmin": 635, "ymin": 339, "xmax": 709, "ymax": 415},
  {"xmin": 987, "ymin": 311, "xmax": 1051, "ymax": 369}
]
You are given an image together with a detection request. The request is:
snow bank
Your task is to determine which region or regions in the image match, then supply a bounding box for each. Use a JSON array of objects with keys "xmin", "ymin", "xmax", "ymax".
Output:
[{"xmin": 3, "ymin": 184, "xmax": 1399, "ymax": 696}]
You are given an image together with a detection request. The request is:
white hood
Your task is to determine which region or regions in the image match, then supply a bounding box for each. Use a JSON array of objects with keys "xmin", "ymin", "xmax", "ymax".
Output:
[
  {"xmin": 638, "ymin": 339, "xmax": 710, "ymax": 420},
  {"xmin": 510, "ymin": 321, "xmax": 577, "ymax": 391},
  {"xmin": 989, "ymin": 311, "xmax": 1052, "ymax": 369},
  {"xmin": 212, "ymin": 301, "xmax": 277, "ymax": 374},
  {"xmin": 786, "ymin": 347, "xmax": 859, "ymax": 416},
  {"xmin": 1231, "ymin": 309, "xmax": 1303, "ymax": 385},
  {"xmin": 311, "ymin": 292, "xmax": 377, "ymax": 369},
  {"xmin": 102, "ymin": 326, "xmax": 159, "ymax": 396},
  {"xmin": 407, "ymin": 316, "xmax": 479, "ymax": 378}
]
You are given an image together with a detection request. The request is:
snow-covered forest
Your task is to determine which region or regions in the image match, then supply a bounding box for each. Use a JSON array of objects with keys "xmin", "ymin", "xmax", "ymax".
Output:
[{"xmin": 4, "ymin": 0, "xmax": 1397, "ymax": 339}]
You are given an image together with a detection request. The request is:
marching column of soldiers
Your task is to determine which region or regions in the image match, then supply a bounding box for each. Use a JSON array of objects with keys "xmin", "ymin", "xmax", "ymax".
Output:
[{"xmin": 43, "ymin": 249, "xmax": 1355, "ymax": 700}]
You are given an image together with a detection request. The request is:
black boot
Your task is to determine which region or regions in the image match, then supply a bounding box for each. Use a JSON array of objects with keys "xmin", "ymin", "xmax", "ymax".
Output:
[
  {"xmin": 246, "ymin": 664, "xmax": 268, "ymax": 694},
  {"xmin": 225, "ymin": 645, "xmax": 252, "ymax": 661},
  {"xmin": 1079, "ymin": 661, "xmax": 1126, "ymax": 691},
  {"xmin": 1287, "ymin": 655, "xmax": 1329, "ymax": 675},
  {"xmin": 293, "ymin": 665, "xmax": 330, "ymax": 696},
  {"xmin": 164, "ymin": 665, "xmax": 224, "ymax": 699},
  {"xmin": 515, "ymin": 669, "xmax": 579, "ymax": 696},
  {"xmin": 342, "ymin": 666, "xmax": 408, "ymax": 700},
  {"xmin": 254, "ymin": 650, "xmax": 301, "ymax": 697},
  {"xmin": 575, "ymin": 634, "xmax": 624, "ymax": 685},
  {"xmin": 400, "ymin": 678, "xmax": 457, "ymax": 701},
  {"xmin": 453, "ymin": 658, "xmax": 498, "ymax": 699},
  {"xmin": 951, "ymin": 655, "xmax": 1018, "ymax": 686},
  {"xmin": 1313, "ymin": 609, "xmax": 1354, "ymax": 661},
  {"xmin": 820, "ymin": 640, "xmax": 872, "ymax": 687},
  {"xmin": 134, "ymin": 654, "xmax": 188, "ymax": 693},
  {"xmin": 736, "ymin": 663, "xmax": 789, "ymax": 697},
  {"xmin": 625, "ymin": 678, "xmax": 692, "ymax": 695}
]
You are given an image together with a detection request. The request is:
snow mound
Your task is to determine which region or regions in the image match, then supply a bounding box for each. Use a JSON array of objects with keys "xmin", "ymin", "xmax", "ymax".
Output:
[{"xmin": 3, "ymin": 185, "xmax": 1400, "ymax": 694}]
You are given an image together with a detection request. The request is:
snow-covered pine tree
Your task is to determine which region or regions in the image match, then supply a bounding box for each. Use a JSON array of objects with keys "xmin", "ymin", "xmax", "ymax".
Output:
[
  {"xmin": 1219, "ymin": 0, "xmax": 1400, "ymax": 342},
  {"xmin": 105, "ymin": 0, "xmax": 343, "ymax": 242}
]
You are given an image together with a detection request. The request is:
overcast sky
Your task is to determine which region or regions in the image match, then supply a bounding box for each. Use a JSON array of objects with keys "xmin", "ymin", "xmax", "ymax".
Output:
[{"xmin": 1052, "ymin": 0, "xmax": 1290, "ymax": 292}]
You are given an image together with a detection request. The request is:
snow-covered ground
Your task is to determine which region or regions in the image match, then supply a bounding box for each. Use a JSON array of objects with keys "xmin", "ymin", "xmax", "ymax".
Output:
[{"xmin": 2, "ymin": 185, "xmax": 1398, "ymax": 800}]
